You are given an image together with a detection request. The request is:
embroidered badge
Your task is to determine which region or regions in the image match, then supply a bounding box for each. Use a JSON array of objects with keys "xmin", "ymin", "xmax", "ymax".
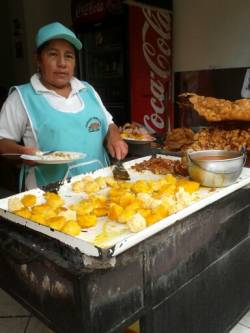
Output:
[{"xmin": 86, "ymin": 117, "xmax": 101, "ymax": 132}]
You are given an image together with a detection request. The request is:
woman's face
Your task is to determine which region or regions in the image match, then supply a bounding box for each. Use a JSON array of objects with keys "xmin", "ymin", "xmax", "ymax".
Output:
[{"xmin": 37, "ymin": 39, "xmax": 76, "ymax": 89}]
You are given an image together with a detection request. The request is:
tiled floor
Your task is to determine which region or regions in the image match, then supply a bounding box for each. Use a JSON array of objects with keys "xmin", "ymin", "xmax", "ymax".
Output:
[
  {"xmin": 0, "ymin": 289, "xmax": 53, "ymax": 333},
  {"xmin": 0, "ymin": 288, "xmax": 249, "ymax": 332}
]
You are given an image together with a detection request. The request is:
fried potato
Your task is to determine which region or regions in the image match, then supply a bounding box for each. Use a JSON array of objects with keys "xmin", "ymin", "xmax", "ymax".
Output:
[
  {"xmin": 21, "ymin": 194, "xmax": 37, "ymax": 207},
  {"xmin": 43, "ymin": 192, "xmax": 64, "ymax": 209},
  {"xmin": 15, "ymin": 208, "xmax": 31, "ymax": 219},
  {"xmin": 77, "ymin": 214, "xmax": 97, "ymax": 228},
  {"xmin": 62, "ymin": 220, "xmax": 81, "ymax": 236}
]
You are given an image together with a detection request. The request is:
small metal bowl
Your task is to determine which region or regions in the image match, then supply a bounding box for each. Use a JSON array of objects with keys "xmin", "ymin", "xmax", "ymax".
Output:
[{"xmin": 187, "ymin": 150, "xmax": 246, "ymax": 187}]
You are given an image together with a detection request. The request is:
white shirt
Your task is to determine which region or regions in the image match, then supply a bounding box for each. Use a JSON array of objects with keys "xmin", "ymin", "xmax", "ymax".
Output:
[{"xmin": 0, "ymin": 74, "xmax": 113, "ymax": 189}]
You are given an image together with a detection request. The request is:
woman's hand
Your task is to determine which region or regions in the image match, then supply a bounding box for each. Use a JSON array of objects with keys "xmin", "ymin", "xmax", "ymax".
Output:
[
  {"xmin": 0, "ymin": 139, "xmax": 38, "ymax": 155},
  {"xmin": 22, "ymin": 146, "xmax": 38, "ymax": 155},
  {"xmin": 106, "ymin": 124, "xmax": 128, "ymax": 160},
  {"xmin": 22, "ymin": 146, "xmax": 39, "ymax": 165},
  {"xmin": 0, "ymin": 139, "xmax": 38, "ymax": 165}
]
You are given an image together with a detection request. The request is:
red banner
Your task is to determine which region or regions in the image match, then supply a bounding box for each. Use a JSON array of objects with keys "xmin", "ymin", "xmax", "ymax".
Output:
[{"xmin": 128, "ymin": 5, "xmax": 173, "ymax": 133}]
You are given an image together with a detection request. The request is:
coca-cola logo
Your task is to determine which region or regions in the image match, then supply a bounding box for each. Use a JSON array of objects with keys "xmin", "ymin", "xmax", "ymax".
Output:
[
  {"xmin": 142, "ymin": 8, "xmax": 172, "ymax": 132},
  {"xmin": 75, "ymin": 0, "xmax": 105, "ymax": 21},
  {"xmin": 74, "ymin": 0, "xmax": 122, "ymax": 22}
]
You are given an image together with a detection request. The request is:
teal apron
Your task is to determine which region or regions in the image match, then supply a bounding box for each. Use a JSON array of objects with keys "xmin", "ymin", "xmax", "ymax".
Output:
[{"xmin": 15, "ymin": 82, "xmax": 109, "ymax": 189}]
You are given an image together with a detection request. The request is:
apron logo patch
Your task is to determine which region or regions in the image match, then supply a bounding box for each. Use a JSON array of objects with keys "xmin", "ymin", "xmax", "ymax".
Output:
[{"xmin": 86, "ymin": 117, "xmax": 101, "ymax": 132}]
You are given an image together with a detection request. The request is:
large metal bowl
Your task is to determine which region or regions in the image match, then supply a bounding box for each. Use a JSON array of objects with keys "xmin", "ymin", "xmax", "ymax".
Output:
[{"xmin": 187, "ymin": 150, "xmax": 246, "ymax": 187}]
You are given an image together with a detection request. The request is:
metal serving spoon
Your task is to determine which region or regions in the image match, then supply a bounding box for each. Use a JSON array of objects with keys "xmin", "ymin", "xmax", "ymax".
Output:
[{"xmin": 112, "ymin": 160, "xmax": 130, "ymax": 181}]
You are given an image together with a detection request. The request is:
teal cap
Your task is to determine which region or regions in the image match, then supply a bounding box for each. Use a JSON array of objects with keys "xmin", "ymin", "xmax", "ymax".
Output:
[{"xmin": 36, "ymin": 22, "xmax": 82, "ymax": 50}]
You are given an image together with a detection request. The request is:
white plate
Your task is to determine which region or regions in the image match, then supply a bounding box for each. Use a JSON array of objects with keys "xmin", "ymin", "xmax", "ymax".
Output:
[
  {"xmin": 124, "ymin": 137, "xmax": 156, "ymax": 145},
  {"xmin": 20, "ymin": 151, "xmax": 86, "ymax": 164}
]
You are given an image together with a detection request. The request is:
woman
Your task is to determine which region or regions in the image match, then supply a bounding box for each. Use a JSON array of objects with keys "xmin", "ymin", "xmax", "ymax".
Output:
[{"xmin": 0, "ymin": 22, "xmax": 128, "ymax": 190}]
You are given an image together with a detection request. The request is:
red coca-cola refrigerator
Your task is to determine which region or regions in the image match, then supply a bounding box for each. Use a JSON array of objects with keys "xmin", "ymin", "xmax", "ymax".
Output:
[{"xmin": 71, "ymin": 0, "xmax": 173, "ymax": 133}]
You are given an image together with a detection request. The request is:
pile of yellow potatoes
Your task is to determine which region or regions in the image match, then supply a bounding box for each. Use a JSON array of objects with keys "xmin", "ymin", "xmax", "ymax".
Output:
[{"xmin": 8, "ymin": 174, "xmax": 200, "ymax": 236}]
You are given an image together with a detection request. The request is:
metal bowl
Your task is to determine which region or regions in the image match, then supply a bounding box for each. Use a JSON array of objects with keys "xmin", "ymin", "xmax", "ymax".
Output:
[{"xmin": 187, "ymin": 150, "xmax": 246, "ymax": 187}]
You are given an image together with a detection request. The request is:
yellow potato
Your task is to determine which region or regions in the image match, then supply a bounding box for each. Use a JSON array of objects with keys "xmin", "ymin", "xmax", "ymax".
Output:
[
  {"xmin": 15, "ymin": 208, "xmax": 31, "ymax": 219},
  {"xmin": 176, "ymin": 179, "xmax": 200, "ymax": 193},
  {"xmin": 44, "ymin": 192, "xmax": 64, "ymax": 209},
  {"xmin": 104, "ymin": 176, "xmax": 117, "ymax": 187},
  {"xmin": 95, "ymin": 177, "xmax": 107, "ymax": 189},
  {"xmin": 127, "ymin": 213, "xmax": 147, "ymax": 233},
  {"xmin": 71, "ymin": 180, "xmax": 86, "ymax": 192},
  {"xmin": 119, "ymin": 192, "xmax": 135, "ymax": 207},
  {"xmin": 46, "ymin": 216, "xmax": 67, "ymax": 227},
  {"xmin": 62, "ymin": 220, "xmax": 81, "ymax": 236},
  {"xmin": 165, "ymin": 174, "xmax": 177, "ymax": 185},
  {"xmin": 84, "ymin": 181, "xmax": 100, "ymax": 193},
  {"xmin": 30, "ymin": 213, "xmax": 47, "ymax": 225},
  {"xmin": 93, "ymin": 207, "xmax": 108, "ymax": 217},
  {"xmin": 118, "ymin": 207, "xmax": 136, "ymax": 224},
  {"xmin": 131, "ymin": 180, "xmax": 152, "ymax": 193},
  {"xmin": 21, "ymin": 194, "xmax": 37, "ymax": 207},
  {"xmin": 107, "ymin": 203, "xmax": 123, "ymax": 221},
  {"xmin": 31, "ymin": 204, "xmax": 57, "ymax": 220},
  {"xmin": 49, "ymin": 218, "xmax": 67, "ymax": 231},
  {"xmin": 58, "ymin": 208, "xmax": 77, "ymax": 221},
  {"xmin": 77, "ymin": 214, "xmax": 97, "ymax": 228}
]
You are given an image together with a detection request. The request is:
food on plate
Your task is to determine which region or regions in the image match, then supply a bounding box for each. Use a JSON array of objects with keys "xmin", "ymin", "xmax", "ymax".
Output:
[
  {"xmin": 131, "ymin": 156, "xmax": 188, "ymax": 176},
  {"xmin": 35, "ymin": 151, "xmax": 82, "ymax": 161},
  {"xmin": 120, "ymin": 122, "xmax": 155, "ymax": 141},
  {"xmin": 179, "ymin": 93, "xmax": 250, "ymax": 122}
]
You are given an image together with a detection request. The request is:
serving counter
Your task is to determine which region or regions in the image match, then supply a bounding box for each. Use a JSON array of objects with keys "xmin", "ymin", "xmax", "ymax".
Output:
[{"xmin": 0, "ymin": 184, "xmax": 249, "ymax": 333}]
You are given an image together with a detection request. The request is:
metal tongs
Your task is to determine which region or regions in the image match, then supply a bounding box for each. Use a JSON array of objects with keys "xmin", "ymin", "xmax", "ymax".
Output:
[{"xmin": 112, "ymin": 160, "xmax": 130, "ymax": 181}]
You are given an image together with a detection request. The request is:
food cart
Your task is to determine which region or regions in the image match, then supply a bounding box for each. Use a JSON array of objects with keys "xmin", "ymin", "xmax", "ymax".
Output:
[{"xmin": 0, "ymin": 156, "xmax": 249, "ymax": 333}]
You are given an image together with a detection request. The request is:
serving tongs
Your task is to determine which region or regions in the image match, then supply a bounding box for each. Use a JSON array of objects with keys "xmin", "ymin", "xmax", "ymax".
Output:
[{"xmin": 112, "ymin": 160, "xmax": 130, "ymax": 181}]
